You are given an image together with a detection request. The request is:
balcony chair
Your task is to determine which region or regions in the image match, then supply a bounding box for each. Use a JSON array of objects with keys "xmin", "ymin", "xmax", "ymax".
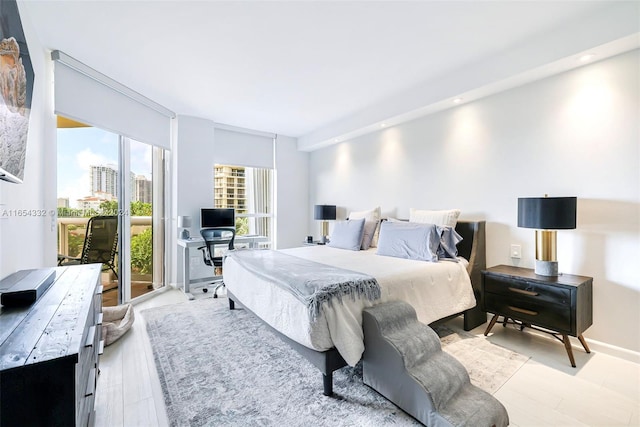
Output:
[
  {"xmin": 58, "ymin": 216, "xmax": 119, "ymax": 285},
  {"xmin": 198, "ymin": 227, "xmax": 236, "ymax": 298}
]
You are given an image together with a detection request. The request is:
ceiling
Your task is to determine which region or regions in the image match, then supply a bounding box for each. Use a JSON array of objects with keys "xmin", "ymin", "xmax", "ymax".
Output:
[{"xmin": 22, "ymin": 1, "xmax": 640, "ymax": 150}]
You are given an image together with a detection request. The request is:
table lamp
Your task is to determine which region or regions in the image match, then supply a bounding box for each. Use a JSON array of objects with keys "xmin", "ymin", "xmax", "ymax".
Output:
[
  {"xmin": 314, "ymin": 205, "xmax": 336, "ymax": 244},
  {"xmin": 178, "ymin": 215, "xmax": 192, "ymax": 239},
  {"xmin": 517, "ymin": 196, "xmax": 576, "ymax": 276}
]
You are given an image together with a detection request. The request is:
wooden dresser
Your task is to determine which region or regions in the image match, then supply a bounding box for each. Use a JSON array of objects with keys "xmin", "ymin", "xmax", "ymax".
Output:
[{"xmin": 0, "ymin": 264, "xmax": 103, "ymax": 426}]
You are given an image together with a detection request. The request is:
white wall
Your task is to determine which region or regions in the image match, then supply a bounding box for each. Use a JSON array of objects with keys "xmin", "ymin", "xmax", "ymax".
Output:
[
  {"xmin": 309, "ymin": 50, "xmax": 640, "ymax": 354},
  {"xmin": 172, "ymin": 116, "xmax": 309, "ymax": 286},
  {"xmin": 0, "ymin": 2, "xmax": 57, "ymax": 278},
  {"xmin": 276, "ymin": 135, "xmax": 309, "ymax": 249}
]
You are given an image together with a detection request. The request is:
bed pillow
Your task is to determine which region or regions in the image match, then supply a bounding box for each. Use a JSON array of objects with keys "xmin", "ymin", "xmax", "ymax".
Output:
[
  {"xmin": 328, "ymin": 218, "xmax": 366, "ymax": 251},
  {"xmin": 437, "ymin": 226, "xmax": 463, "ymax": 260},
  {"xmin": 349, "ymin": 207, "xmax": 381, "ymax": 250},
  {"xmin": 409, "ymin": 208, "xmax": 461, "ymax": 227},
  {"xmin": 376, "ymin": 221, "xmax": 440, "ymax": 262}
]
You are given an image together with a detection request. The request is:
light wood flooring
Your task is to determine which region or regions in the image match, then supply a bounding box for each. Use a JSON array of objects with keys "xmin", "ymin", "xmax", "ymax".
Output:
[{"xmin": 95, "ymin": 288, "xmax": 640, "ymax": 426}]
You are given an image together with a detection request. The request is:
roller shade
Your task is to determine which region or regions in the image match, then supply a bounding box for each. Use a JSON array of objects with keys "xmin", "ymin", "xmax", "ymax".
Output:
[
  {"xmin": 214, "ymin": 126, "xmax": 274, "ymax": 169},
  {"xmin": 52, "ymin": 51, "xmax": 174, "ymax": 149}
]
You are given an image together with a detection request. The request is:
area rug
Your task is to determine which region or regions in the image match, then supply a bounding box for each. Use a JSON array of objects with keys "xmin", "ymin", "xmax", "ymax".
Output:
[{"xmin": 143, "ymin": 298, "xmax": 527, "ymax": 427}]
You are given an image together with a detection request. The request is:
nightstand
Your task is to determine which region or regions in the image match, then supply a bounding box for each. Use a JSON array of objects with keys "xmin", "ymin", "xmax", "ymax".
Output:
[{"xmin": 481, "ymin": 265, "xmax": 593, "ymax": 367}]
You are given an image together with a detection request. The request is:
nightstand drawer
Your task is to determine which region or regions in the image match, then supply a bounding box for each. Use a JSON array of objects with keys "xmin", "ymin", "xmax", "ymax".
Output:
[
  {"xmin": 484, "ymin": 296, "xmax": 571, "ymax": 332},
  {"xmin": 484, "ymin": 274, "xmax": 570, "ymax": 306}
]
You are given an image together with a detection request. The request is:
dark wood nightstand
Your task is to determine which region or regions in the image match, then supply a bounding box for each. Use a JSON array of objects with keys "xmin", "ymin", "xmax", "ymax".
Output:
[{"xmin": 481, "ymin": 265, "xmax": 593, "ymax": 367}]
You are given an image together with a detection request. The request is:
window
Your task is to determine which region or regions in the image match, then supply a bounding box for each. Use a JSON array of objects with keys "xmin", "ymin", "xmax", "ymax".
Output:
[
  {"xmin": 214, "ymin": 164, "xmax": 273, "ymax": 246},
  {"xmin": 57, "ymin": 120, "xmax": 167, "ymax": 306}
]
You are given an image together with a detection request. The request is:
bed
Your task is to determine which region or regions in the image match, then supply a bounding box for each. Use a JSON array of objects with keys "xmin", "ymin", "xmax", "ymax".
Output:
[{"xmin": 224, "ymin": 220, "xmax": 486, "ymax": 396}]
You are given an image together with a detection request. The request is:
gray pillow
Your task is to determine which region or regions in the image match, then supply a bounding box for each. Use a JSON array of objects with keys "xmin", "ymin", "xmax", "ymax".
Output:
[
  {"xmin": 328, "ymin": 218, "xmax": 366, "ymax": 251},
  {"xmin": 376, "ymin": 221, "xmax": 440, "ymax": 262},
  {"xmin": 437, "ymin": 226, "xmax": 463, "ymax": 260}
]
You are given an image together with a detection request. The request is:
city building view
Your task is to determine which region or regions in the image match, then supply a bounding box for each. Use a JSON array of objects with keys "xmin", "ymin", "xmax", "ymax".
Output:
[
  {"xmin": 214, "ymin": 164, "xmax": 273, "ymax": 241},
  {"xmin": 214, "ymin": 165, "xmax": 246, "ymax": 211}
]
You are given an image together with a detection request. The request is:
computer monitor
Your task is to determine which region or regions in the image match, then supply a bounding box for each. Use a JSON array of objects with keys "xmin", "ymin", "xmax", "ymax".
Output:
[{"xmin": 201, "ymin": 208, "xmax": 235, "ymax": 228}]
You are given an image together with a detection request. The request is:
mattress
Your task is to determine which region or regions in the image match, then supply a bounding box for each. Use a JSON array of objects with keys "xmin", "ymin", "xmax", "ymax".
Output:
[{"xmin": 223, "ymin": 245, "xmax": 476, "ymax": 366}]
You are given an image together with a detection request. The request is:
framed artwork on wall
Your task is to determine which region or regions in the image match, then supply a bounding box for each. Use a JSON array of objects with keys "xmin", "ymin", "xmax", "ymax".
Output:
[{"xmin": 0, "ymin": 0, "xmax": 34, "ymax": 184}]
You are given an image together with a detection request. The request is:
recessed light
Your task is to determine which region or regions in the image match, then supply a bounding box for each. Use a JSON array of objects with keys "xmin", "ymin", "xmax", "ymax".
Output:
[
  {"xmin": 380, "ymin": 123, "xmax": 387, "ymax": 127},
  {"xmin": 453, "ymin": 98, "xmax": 463, "ymax": 104},
  {"xmin": 579, "ymin": 53, "xmax": 595, "ymax": 62},
  {"xmin": 334, "ymin": 138, "xmax": 340, "ymax": 142}
]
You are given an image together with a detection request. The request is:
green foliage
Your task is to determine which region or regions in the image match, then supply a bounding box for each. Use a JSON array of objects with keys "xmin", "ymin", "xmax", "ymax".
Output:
[
  {"xmin": 236, "ymin": 217, "xmax": 249, "ymax": 235},
  {"xmin": 57, "ymin": 201, "xmax": 153, "ymax": 218},
  {"xmin": 99, "ymin": 200, "xmax": 119, "ymax": 215},
  {"xmin": 131, "ymin": 228, "xmax": 153, "ymax": 274},
  {"xmin": 131, "ymin": 201, "xmax": 152, "ymax": 216},
  {"xmin": 67, "ymin": 228, "xmax": 85, "ymax": 257}
]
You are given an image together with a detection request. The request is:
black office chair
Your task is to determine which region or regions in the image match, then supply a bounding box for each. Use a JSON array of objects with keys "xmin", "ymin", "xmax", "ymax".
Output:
[{"xmin": 198, "ymin": 227, "xmax": 236, "ymax": 298}]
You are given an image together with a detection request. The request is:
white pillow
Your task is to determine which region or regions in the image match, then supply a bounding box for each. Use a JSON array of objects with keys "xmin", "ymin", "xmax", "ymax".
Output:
[
  {"xmin": 349, "ymin": 207, "xmax": 381, "ymax": 250},
  {"xmin": 409, "ymin": 208, "xmax": 461, "ymax": 227}
]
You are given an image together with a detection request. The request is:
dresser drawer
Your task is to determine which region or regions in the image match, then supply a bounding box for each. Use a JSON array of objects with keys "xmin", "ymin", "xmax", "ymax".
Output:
[
  {"xmin": 484, "ymin": 294, "xmax": 571, "ymax": 333},
  {"xmin": 484, "ymin": 274, "xmax": 570, "ymax": 306}
]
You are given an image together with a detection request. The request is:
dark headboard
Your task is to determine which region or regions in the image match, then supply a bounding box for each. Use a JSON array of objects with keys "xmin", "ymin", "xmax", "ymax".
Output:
[
  {"xmin": 454, "ymin": 220, "xmax": 487, "ymax": 330},
  {"xmin": 454, "ymin": 220, "xmax": 486, "ymax": 276},
  {"xmin": 379, "ymin": 218, "xmax": 487, "ymax": 330}
]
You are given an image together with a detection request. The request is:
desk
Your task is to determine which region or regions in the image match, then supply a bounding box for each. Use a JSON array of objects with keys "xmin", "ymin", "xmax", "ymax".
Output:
[{"xmin": 177, "ymin": 235, "xmax": 268, "ymax": 294}]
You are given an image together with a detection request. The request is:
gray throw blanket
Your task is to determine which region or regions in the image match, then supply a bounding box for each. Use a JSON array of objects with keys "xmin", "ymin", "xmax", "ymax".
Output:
[{"xmin": 227, "ymin": 249, "xmax": 381, "ymax": 321}]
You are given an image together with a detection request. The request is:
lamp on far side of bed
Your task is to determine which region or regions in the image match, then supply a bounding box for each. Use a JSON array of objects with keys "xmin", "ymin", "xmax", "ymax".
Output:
[
  {"xmin": 517, "ymin": 195, "xmax": 576, "ymax": 276},
  {"xmin": 314, "ymin": 205, "xmax": 336, "ymax": 244}
]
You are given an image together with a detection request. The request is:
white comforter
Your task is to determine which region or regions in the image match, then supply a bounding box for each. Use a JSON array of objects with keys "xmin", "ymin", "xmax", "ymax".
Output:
[{"xmin": 223, "ymin": 245, "xmax": 476, "ymax": 366}]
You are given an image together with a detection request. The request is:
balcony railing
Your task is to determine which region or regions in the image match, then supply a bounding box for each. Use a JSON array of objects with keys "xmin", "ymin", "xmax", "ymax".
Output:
[
  {"xmin": 57, "ymin": 216, "xmax": 152, "ymax": 256},
  {"xmin": 58, "ymin": 216, "xmax": 155, "ymax": 305}
]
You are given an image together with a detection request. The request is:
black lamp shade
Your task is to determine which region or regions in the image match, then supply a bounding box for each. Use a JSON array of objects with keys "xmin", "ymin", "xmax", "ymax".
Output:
[
  {"xmin": 518, "ymin": 197, "xmax": 577, "ymax": 230},
  {"xmin": 314, "ymin": 205, "xmax": 336, "ymax": 221}
]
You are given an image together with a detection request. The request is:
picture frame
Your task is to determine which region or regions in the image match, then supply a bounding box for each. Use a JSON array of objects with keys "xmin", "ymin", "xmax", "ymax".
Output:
[{"xmin": 0, "ymin": 0, "xmax": 35, "ymax": 184}]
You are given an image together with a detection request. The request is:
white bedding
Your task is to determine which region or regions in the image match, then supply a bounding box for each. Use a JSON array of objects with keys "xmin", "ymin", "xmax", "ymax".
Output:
[{"xmin": 223, "ymin": 245, "xmax": 476, "ymax": 366}]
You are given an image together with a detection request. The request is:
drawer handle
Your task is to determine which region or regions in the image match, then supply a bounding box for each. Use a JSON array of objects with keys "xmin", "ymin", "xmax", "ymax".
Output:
[
  {"xmin": 508, "ymin": 306, "xmax": 538, "ymax": 316},
  {"xmin": 85, "ymin": 326, "xmax": 96, "ymax": 348},
  {"xmin": 85, "ymin": 368, "xmax": 96, "ymax": 397},
  {"xmin": 508, "ymin": 287, "xmax": 539, "ymax": 297}
]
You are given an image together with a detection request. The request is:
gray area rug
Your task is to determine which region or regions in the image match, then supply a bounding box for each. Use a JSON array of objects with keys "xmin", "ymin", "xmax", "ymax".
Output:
[{"xmin": 143, "ymin": 298, "xmax": 527, "ymax": 426}]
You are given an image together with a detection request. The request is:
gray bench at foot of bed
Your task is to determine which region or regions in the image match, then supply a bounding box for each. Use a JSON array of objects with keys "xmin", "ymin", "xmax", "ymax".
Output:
[{"xmin": 362, "ymin": 301, "xmax": 509, "ymax": 427}]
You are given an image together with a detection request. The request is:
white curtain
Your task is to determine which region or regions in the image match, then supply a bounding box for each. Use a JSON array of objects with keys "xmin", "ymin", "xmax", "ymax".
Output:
[
  {"xmin": 214, "ymin": 127, "xmax": 274, "ymax": 169},
  {"xmin": 52, "ymin": 51, "xmax": 174, "ymax": 149}
]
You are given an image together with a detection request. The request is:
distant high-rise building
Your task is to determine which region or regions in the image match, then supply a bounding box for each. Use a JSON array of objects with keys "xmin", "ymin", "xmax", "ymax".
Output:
[
  {"xmin": 134, "ymin": 175, "xmax": 152, "ymax": 203},
  {"xmin": 57, "ymin": 197, "xmax": 69, "ymax": 208},
  {"xmin": 90, "ymin": 164, "xmax": 137, "ymax": 201},
  {"xmin": 214, "ymin": 165, "xmax": 246, "ymax": 211},
  {"xmin": 90, "ymin": 165, "xmax": 118, "ymax": 198}
]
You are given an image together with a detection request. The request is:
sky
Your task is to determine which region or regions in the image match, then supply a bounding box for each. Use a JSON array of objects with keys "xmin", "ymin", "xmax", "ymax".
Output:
[{"xmin": 57, "ymin": 127, "xmax": 152, "ymax": 208}]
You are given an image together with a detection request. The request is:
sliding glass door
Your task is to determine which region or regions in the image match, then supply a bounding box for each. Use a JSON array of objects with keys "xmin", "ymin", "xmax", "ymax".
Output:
[{"xmin": 56, "ymin": 117, "xmax": 166, "ymax": 306}]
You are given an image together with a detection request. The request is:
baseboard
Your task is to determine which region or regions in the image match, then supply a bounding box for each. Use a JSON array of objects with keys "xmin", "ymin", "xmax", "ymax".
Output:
[
  {"xmin": 584, "ymin": 338, "xmax": 640, "ymax": 364},
  {"xmin": 130, "ymin": 285, "xmax": 171, "ymax": 305}
]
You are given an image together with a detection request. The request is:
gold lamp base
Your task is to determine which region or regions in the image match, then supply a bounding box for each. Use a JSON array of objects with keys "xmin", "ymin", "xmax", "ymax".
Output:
[
  {"xmin": 321, "ymin": 221, "xmax": 329, "ymax": 243},
  {"xmin": 535, "ymin": 230, "xmax": 558, "ymax": 276}
]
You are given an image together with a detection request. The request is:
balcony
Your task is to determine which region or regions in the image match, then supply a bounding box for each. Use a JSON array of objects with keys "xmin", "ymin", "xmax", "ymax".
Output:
[{"xmin": 58, "ymin": 216, "xmax": 155, "ymax": 306}]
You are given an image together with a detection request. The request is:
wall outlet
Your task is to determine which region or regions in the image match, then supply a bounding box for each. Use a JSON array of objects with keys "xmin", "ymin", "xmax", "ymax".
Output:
[{"xmin": 510, "ymin": 244, "xmax": 522, "ymax": 259}]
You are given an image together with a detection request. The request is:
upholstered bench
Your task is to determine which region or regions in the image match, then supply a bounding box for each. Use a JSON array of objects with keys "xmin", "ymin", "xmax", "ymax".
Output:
[{"xmin": 362, "ymin": 301, "xmax": 509, "ymax": 427}]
